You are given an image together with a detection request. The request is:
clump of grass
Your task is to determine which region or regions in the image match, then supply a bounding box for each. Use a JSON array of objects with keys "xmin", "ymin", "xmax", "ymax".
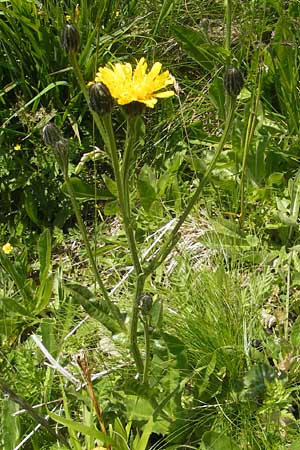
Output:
[{"xmin": 163, "ymin": 251, "xmax": 300, "ymax": 448}]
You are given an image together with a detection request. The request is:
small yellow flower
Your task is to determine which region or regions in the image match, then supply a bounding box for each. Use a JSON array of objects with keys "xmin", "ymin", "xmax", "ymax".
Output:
[
  {"xmin": 2, "ymin": 243, "xmax": 13, "ymax": 254},
  {"xmin": 65, "ymin": 14, "xmax": 71, "ymax": 21},
  {"xmin": 14, "ymin": 144, "xmax": 21, "ymax": 151},
  {"xmin": 94, "ymin": 58, "xmax": 174, "ymax": 108}
]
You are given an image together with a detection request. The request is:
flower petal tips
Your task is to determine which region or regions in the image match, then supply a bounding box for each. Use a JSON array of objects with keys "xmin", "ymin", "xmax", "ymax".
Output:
[{"xmin": 93, "ymin": 58, "xmax": 175, "ymax": 108}]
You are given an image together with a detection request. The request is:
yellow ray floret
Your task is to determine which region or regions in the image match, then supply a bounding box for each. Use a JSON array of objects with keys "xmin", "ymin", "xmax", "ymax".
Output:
[{"xmin": 94, "ymin": 58, "xmax": 174, "ymax": 108}]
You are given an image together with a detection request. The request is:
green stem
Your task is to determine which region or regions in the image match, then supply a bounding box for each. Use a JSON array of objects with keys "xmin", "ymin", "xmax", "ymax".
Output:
[
  {"xmin": 285, "ymin": 252, "xmax": 292, "ymax": 340},
  {"xmin": 101, "ymin": 114, "xmax": 144, "ymax": 374},
  {"xmin": 145, "ymin": 97, "xmax": 237, "ymax": 274},
  {"xmin": 122, "ymin": 116, "xmax": 138, "ymax": 214},
  {"xmin": 130, "ymin": 275, "xmax": 145, "ymax": 375},
  {"xmin": 143, "ymin": 316, "xmax": 151, "ymax": 384},
  {"xmin": 101, "ymin": 114, "xmax": 143, "ymax": 276},
  {"xmin": 239, "ymin": 67, "xmax": 262, "ymax": 226},
  {"xmin": 64, "ymin": 174, "xmax": 125, "ymax": 329},
  {"xmin": 121, "ymin": 116, "xmax": 146, "ymax": 374},
  {"xmin": 225, "ymin": 0, "xmax": 232, "ymax": 65},
  {"xmin": 70, "ymin": 51, "xmax": 144, "ymax": 373}
]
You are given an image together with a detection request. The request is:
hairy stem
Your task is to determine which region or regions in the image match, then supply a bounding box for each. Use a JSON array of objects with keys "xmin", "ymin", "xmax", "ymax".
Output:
[
  {"xmin": 239, "ymin": 65, "xmax": 262, "ymax": 226},
  {"xmin": 64, "ymin": 174, "xmax": 125, "ymax": 329},
  {"xmin": 101, "ymin": 114, "xmax": 144, "ymax": 374},
  {"xmin": 143, "ymin": 315, "xmax": 151, "ymax": 384},
  {"xmin": 225, "ymin": 0, "xmax": 232, "ymax": 65}
]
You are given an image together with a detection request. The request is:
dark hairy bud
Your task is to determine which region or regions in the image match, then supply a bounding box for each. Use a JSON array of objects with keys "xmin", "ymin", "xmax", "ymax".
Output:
[
  {"xmin": 43, "ymin": 123, "xmax": 69, "ymax": 174},
  {"xmin": 224, "ymin": 66, "xmax": 244, "ymax": 97},
  {"xmin": 89, "ymin": 82, "xmax": 113, "ymax": 114},
  {"xmin": 42, "ymin": 123, "xmax": 63, "ymax": 148},
  {"xmin": 60, "ymin": 23, "xmax": 80, "ymax": 53},
  {"xmin": 138, "ymin": 293, "xmax": 153, "ymax": 316}
]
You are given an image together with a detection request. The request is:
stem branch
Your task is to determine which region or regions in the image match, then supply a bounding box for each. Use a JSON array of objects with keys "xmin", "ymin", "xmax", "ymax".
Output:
[{"xmin": 146, "ymin": 97, "xmax": 237, "ymax": 274}]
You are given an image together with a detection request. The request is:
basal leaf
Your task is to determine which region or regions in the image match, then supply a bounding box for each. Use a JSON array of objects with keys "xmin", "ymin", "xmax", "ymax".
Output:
[{"xmin": 0, "ymin": 297, "xmax": 31, "ymax": 317}]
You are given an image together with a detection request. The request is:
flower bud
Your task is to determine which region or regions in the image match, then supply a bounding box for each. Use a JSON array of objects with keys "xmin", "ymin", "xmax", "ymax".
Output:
[
  {"xmin": 43, "ymin": 123, "xmax": 63, "ymax": 148},
  {"xmin": 43, "ymin": 124, "xmax": 69, "ymax": 174},
  {"xmin": 138, "ymin": 293, "xmax": 153, "ymax": 316},
  {"xmin": 89, "ymin": 82, "xmax": 113, "ymax": 114},
  {"xmin": 60, "ymin": 23, "xmax": 80, "ymax": 53},
  {"xmin": 223, "ymin": 66, "xmax": 244, "ymax": 97}
]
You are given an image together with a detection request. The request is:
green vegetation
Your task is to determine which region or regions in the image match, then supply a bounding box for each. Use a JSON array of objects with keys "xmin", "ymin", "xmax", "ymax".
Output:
[{"xmin": 1, "ymin": 0, "xmax": 300, "ymax": 449}]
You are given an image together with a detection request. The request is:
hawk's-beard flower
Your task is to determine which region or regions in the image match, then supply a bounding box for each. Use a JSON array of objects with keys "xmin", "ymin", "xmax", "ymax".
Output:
[{"xmin": 93, "ymin": 58, "xmax": 174, "ymax": 108}]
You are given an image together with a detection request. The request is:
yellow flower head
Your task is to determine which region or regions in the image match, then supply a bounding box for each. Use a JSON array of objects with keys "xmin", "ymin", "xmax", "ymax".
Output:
[
  {"xmin": 14, "ymin": 144, "xmax": 21, "ymax": 151},
  {"xmin": 94, "ymin": 58, "xmax": 174, "ymax": 108},
  {"xmin": 2, "ymin": 243, "xmax": 13, "ymax": 254}
]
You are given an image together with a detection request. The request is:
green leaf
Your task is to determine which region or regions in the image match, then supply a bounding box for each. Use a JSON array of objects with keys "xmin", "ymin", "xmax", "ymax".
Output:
[
  {"xmin": 163, "ymin": 332, "xmax": 186, "ymax": 355},
  {"xmin": 242, "ymin": 363, "xmax": 277, "ymax": 400},
  {"xmin": 172, "ymin": 24, "xmax": 226, "ymax": 71},
  {"xmin": 137, "ymin": 165, "xmax": 157, "ymax": 212},
  {"xmin": 41, "ymin": 318, "xmax": 57, "ymax": 357},
  {"xmin": 67, "ymin": 283, "xmax": 122, "ymax": 334},
  {"xmin": 24, "ymin": 193, "xmax": 41, "ymax": 227},
  {"xmin": 35, "ymin": 274, "xmax": 54, "ymax": 315},
  {"xmin": 197, "ymin": 352, "xmax": 217, "ymax": 397},
  {"xmin": 102, "ymin": 174, "xmax": 118, "ymax": 197},
  {"xmin": 267, "ymin": 172, "xmax": 284, "ymax": 186},
  {"xmin": 208, "ymin": 76, "xmax": 226, "ymax": 119},
  {"xmin": 291, "ymin": 318, "xmax": 300, "ymax": 348},
  {"xmin": 126, "ymin": 396, "xmax": 154, "ymax": 421},
  {"xmin": 0, "ymin": 251, "xmax": 33, "ymax": 305},
  {"xmin": 104, "ymin": 200, "xmax": 119, "ymax": 215},
  {"xmin": 38, "ymin": 229, "xmax": 51, "ymax": 283},
  {"xmin": 48, "ymin": 411, "xmax": 113, "ymax": 444},
  {"xmin": 291, "ymin": 438, "xmax": 300, "ymax": 450},
  {"xmin": 62, "ymin": 177, "xmax": 114, "ymax": 202},
  {"xmin": 111, "ymin": 418, "xmax": 130, "ymax": 450},
  {"xmin": 0, "ymin": 297, "xmax": 31, "ymax": 317},
  {"xmin": 151, "ymin": 298, "xmax": 163, "ymax": 329},
  {"xmin": 199, "ymin": 219, "xmax": 250, "ymax": 249},
  {"xmin": 60, "ymin": 382, "xmax": 82, "ymax": 450},
  {"xmin": 202, "ymin": 431, "xmax": 239, "ymax": 450},
  {"xmin": 135, "ymin": 417, "xmax": 154, "ymax": 450}
]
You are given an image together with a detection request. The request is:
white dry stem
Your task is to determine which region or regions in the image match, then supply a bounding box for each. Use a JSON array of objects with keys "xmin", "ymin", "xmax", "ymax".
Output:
[
  {"xmin": 31, "ymin": 334, "xmax": 81, "ymax": 387},
  {"xmin": 12, "ymin": 399, "xmax": 60, "ymax": 417}
]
